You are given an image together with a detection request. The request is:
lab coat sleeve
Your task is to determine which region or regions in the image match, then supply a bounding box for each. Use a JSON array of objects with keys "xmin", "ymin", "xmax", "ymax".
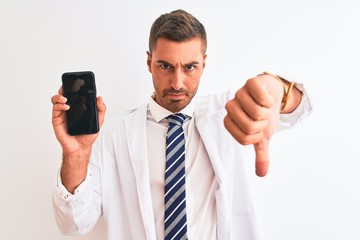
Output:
[
  {"xmin": 277, "ymin": 82, "xmax": 313, "ymax": 131},
  {"xmin": 52, "ymin": 141, "xmax": 103, "ymax": 235}
]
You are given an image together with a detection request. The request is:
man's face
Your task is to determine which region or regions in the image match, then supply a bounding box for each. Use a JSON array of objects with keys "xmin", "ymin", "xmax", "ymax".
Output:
[{"xmin": 147, "ymin": 37, "xmax": 207, "ymax": 113}]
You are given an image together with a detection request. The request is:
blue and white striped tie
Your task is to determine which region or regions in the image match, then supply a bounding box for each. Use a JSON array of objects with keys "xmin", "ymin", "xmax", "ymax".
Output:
[{"xmin": 164, "ymin": 113, "xmax": 188, "ymax": 240}]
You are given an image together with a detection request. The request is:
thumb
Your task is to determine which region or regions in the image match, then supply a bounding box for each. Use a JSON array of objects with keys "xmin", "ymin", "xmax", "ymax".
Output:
[
  {"xmin": 97, "ymin": 96, "xmax": 106, "ymax": 127},
  {"xmin": 254, "ymin": 138, "xmax": 270, "ymax": 177}
]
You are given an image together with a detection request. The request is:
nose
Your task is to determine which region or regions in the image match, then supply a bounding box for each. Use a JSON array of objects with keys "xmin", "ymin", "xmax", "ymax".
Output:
[{"xmin": 171, "ymin": 68, "xmax": 185, "ymax": 91}]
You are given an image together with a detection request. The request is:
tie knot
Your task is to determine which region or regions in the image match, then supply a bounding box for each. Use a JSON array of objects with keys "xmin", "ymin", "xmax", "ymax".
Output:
[{"xmin": 167, "ymin": 113, "xmax": 186, "ymax": 126}]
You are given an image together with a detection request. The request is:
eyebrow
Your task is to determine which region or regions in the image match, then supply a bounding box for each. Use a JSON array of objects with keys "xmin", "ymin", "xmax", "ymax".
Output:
[{"xmin": 155, "ymin": 60, "xmax": 200, "ymax": 67}]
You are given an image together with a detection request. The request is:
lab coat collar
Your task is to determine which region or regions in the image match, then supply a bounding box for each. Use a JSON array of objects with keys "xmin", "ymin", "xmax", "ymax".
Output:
[
  {"xmin": 124, "ymin": 103, "xmax": 157, "ymax": 240},
  {"xmin": 193, "ymin": 95, "xmax": 231, "ymax": 239}
]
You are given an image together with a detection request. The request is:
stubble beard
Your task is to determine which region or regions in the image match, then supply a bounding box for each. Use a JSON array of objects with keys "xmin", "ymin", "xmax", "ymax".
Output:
[{"xmin": 156, "ymin": 88, "xmax": 197, "ymax": 113}]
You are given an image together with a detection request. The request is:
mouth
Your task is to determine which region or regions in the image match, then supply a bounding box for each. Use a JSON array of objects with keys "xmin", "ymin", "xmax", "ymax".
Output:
[
  {"xmin": 165, "ymin": 89, "xmax": 188, "ymax": 101},
  {"xmin": 167, "ymin": 92, "xmax": 186, "ymax": 100}
]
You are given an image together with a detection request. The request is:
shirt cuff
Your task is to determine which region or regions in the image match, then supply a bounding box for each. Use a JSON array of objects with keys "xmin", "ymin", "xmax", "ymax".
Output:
[
  {"xmin": 55, "ymin": 168, "xmax": 92, "ymax": 201},
  {"xmin": 278, "ymin": 82, "xmax": 313, "ymax": 131}
]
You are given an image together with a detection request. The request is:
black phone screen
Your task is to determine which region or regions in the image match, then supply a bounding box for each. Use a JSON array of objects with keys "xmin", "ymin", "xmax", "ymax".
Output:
[{"xmin": 61, "ymin": 71, "xmax": 99, "ymax": 136}]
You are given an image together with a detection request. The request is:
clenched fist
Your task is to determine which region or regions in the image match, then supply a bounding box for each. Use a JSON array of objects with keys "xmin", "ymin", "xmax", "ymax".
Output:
[{"xmin": 224, "ymin": 73, "xmax": 301, "ymax": 177}]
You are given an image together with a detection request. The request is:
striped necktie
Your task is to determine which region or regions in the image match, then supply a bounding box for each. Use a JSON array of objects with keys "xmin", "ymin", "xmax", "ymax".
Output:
[{"xmin": 164, "ymin": 113, "xmax": 188, "ymax": 240}]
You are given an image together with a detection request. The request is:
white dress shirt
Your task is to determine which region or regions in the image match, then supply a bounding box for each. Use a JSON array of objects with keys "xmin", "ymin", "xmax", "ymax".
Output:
[{"xmin": 147, "ymin": 96, "xmax": 217, "ymax": 240}]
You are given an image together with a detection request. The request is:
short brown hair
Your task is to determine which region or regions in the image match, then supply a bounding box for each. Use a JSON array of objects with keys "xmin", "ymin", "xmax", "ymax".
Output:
[{"xmin": 148, "ymin": 9, "xmax": 207, "ymax": 54}]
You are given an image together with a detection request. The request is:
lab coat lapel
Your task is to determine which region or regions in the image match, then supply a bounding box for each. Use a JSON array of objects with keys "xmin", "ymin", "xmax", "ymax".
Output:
[
  {"xmin": 124, "ymin": 104, "xmax": 156, "ymax": 240},
  {"xmin": 194, "ymin": 96, "xmax": 231, "ymax": 239}
]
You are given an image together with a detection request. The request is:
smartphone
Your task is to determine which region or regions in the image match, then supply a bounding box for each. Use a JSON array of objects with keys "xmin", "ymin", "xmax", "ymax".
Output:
[{"xmin": 61, "ymin": 71, "xmax": 99, "ymax": 136}]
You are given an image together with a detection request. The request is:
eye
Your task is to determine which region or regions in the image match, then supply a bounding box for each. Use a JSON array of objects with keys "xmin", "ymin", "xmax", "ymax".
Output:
[
  {"xmin": 185, "ymin": 64, "xmax": 195, "ymax": 71},
  {"xmin": 161, "ymin": 64, "xmax": 172, "ymax": 70}
]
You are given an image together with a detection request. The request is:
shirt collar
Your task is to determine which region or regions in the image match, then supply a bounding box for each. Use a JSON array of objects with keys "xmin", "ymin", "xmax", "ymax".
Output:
[{"xmin": 149, "ymin": 94, "xmax": 195, "ymax": 123}]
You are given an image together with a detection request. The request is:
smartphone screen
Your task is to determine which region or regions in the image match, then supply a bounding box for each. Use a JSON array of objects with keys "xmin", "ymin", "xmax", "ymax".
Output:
[{"xmin": 61, "ymin": 71, "xmax": 99, "ymax": 136}]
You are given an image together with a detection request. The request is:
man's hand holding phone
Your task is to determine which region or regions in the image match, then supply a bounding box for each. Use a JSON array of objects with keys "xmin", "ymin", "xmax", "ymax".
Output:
[{"xmin": 51, "ymin": 72, "xmax": 106, "ymax": 193}]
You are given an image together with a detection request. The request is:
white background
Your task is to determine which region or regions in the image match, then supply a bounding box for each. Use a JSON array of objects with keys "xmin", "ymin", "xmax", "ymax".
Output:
[{"xmin": 1, "ymin": 0, "xmax": 359, "ymax": 239}]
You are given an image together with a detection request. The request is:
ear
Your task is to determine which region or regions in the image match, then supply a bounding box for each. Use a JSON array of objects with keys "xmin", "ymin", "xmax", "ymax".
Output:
[
  {"xmin": 146, "ymin": 51, "xmax": 152, "ymax": 73},
  {"xmin": 202, "ymin": 54, "xmax": 207, "ymax": 69}
]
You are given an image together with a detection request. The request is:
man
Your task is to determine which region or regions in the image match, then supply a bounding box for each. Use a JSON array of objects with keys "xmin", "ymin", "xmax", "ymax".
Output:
[{"xmin": 51, "ymin": 9, "xmax": 311, "ymax": 240}]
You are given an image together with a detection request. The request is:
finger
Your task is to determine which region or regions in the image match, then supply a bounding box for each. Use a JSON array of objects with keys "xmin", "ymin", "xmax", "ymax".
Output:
[
  {"xmin": 224, "ymin": 115, "xmax": 264, "ymax": 145},
  {"xmin": 58, "ymin": 86, "xmax": 63, "ymax": 95},
  {"xmin": 52, "ymin": 103, "xmax": 70, "ymax": 112},
  {"xmin": 225, "ymin": 100, "xmax": 268, "ymax": 135},
  {"xmin": 245, "ymin": 78, "xmax": 275, "ymax": 109},
  {"xmin": 52, "ymin": 103, "xmax": 70, "ymax": 119},
  {"xmin": 97, "ymin": 96, "xmax": 106, "ymax": 126},
  {"xmin": 51, "ymin": 94, "xmax": 67, "ymax": 105},
  {"xmin": 52, "ymin": 110, "xmax": 66, "ymax": 124},
  {"xmin": 235, "ymin": 90, "xmax": 271, "ymax": 121},
  {"xmin": 253, "ymin": 138, "xmax": 270, "ymax": 177}
]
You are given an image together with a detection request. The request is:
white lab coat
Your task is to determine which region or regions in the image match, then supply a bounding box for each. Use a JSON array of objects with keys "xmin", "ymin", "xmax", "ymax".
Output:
[{"xmin": 53, "ymin": 89, "xmax": 312, "ymax": 240}]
